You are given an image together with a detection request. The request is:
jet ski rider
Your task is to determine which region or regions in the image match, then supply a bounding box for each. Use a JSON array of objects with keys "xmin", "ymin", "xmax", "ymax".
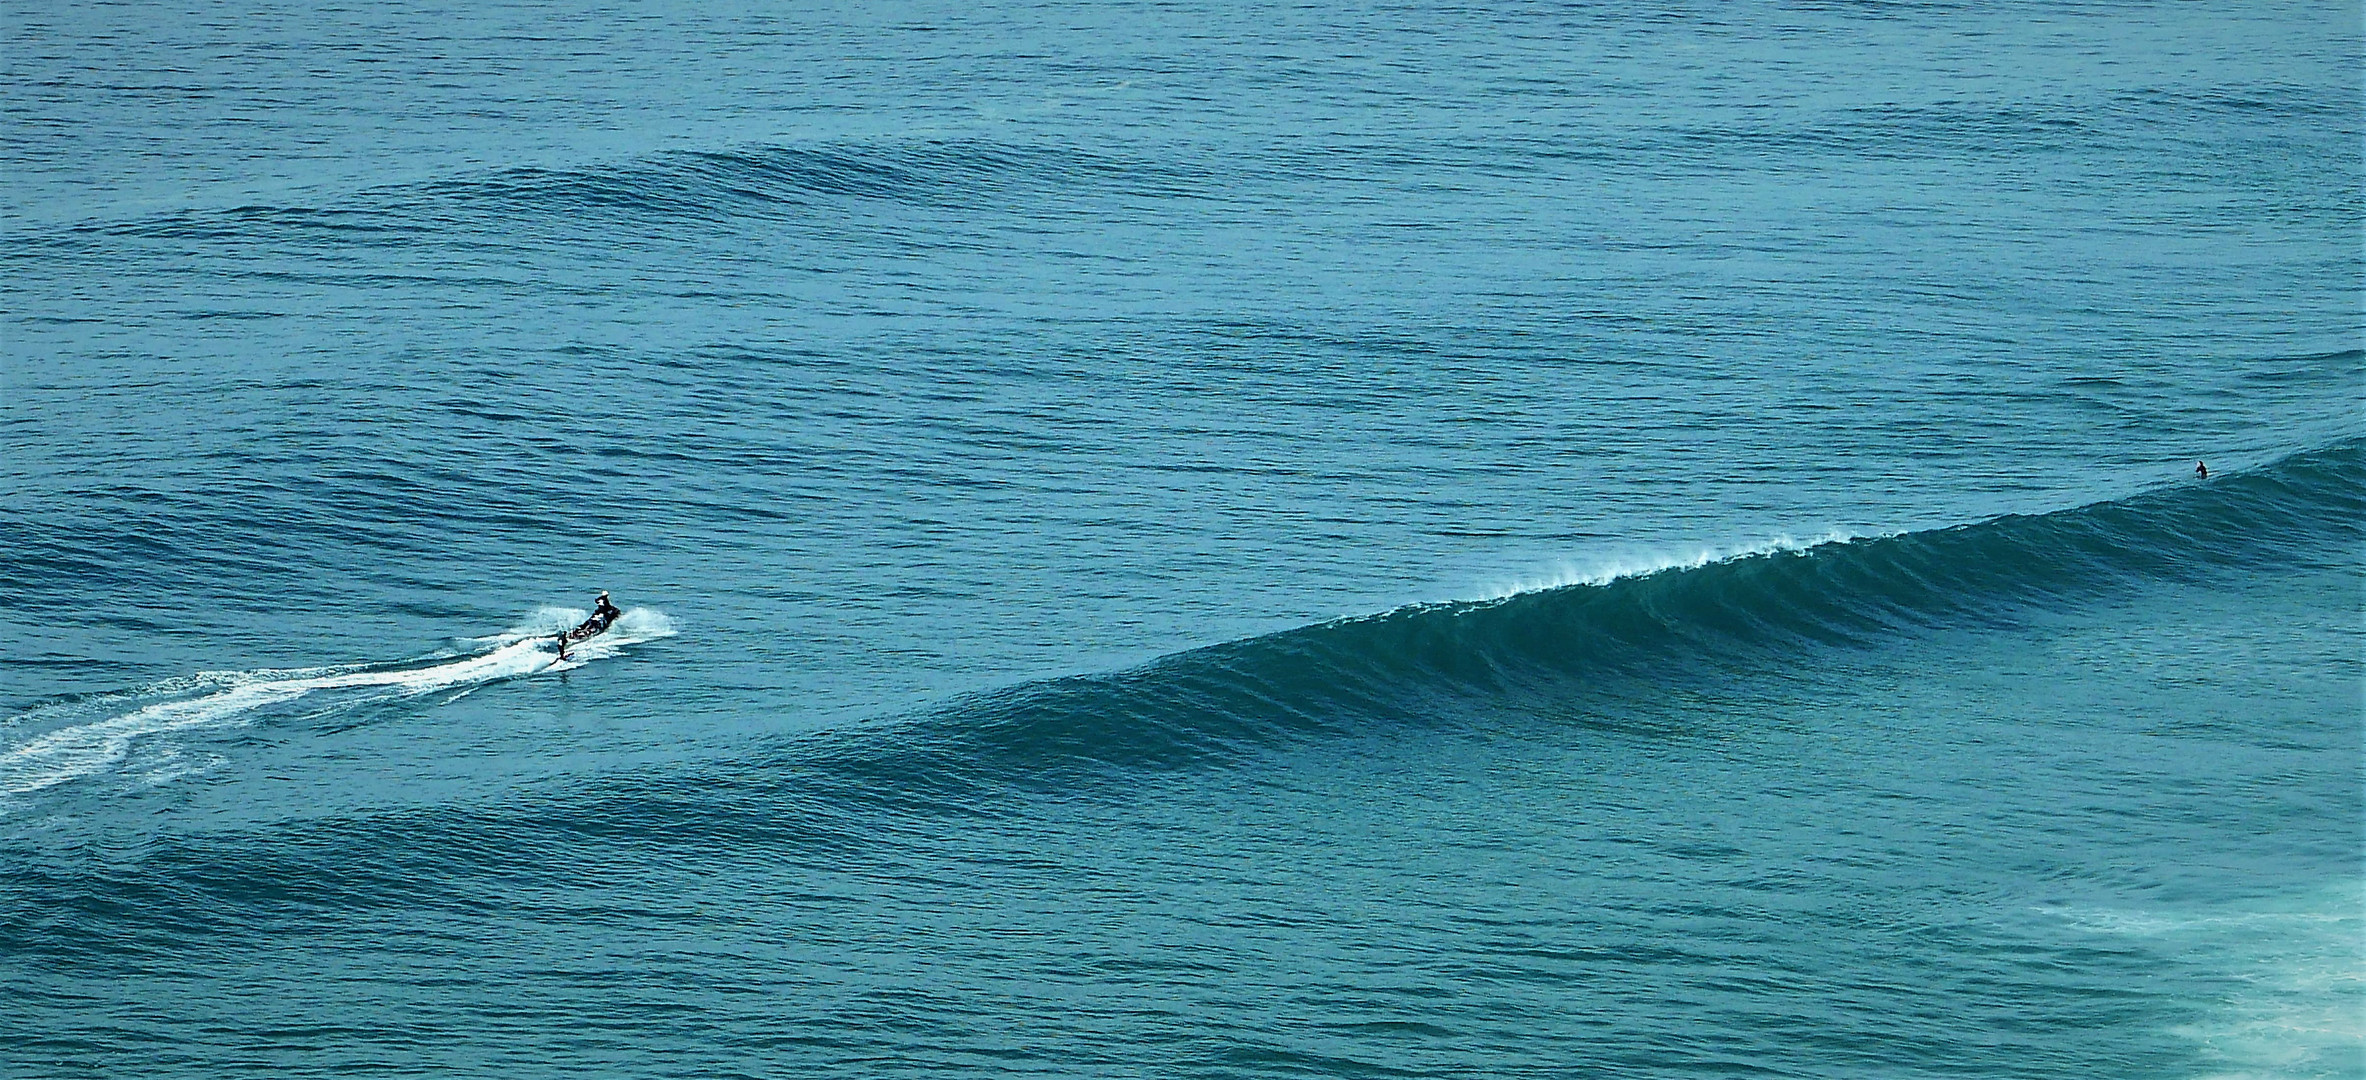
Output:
[{"xmin": 557, "ymin": 590, "xmax": 622, "ymax": 659}]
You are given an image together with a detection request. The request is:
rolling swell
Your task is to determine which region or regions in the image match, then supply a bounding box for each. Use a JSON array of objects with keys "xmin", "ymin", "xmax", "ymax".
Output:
[
  {"xmin": 34, "ymin": 138, "xmax": 1198, "ymax": 246},
  {"xmin": 810, "ymin": 440, "xmax": 2362, "ymax": 791}
]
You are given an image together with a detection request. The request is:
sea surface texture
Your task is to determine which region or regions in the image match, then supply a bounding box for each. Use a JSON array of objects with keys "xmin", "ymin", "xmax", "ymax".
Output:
[{"xmin": 3, "ymin": 1, "xmax": 2360, "ymax": 1077}]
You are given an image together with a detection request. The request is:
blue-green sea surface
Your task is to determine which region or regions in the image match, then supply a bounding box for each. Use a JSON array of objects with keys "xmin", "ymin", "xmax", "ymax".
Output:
[{"xmin": 3, "ymin": 1, "xmax": 2359, "ymax": 1077}]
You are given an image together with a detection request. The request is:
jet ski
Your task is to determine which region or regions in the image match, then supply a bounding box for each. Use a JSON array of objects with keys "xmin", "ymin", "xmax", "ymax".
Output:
[{"xmin": 556, "ymin": 591, "xmax": 622, "ymax": 658}]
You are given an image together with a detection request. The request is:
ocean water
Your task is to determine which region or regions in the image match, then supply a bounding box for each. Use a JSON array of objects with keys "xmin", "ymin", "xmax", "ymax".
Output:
[{"xmin": 3, "ymin": 0, "xmax": 2360, "ymax": 1076}]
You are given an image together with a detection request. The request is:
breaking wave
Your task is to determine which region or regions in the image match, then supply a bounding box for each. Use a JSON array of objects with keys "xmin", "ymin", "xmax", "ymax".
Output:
[{"xmin": 787, "ymin": 439, "xmax": 2360, "ymax": 792}]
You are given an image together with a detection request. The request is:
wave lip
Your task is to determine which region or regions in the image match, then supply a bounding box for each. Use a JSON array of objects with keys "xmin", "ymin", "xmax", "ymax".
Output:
[
  {"xmin": 0, "ymin": 607, "xmax": 675, "ymax": 804},
  {"xmin": 1472, "ymin": 532, "xmax": 1858, "ymax": 601}
]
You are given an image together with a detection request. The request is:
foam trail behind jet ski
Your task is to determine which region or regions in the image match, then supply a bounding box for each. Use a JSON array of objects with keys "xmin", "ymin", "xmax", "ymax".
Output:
[{"xmin": 0, "ymin": 608, "xmax": 675, "ymax": 801}]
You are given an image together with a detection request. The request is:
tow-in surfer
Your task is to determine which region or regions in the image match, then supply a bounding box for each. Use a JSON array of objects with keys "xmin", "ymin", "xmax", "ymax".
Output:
[{"xmin": 556, "ymin": 590, "xmax": 622, "ymax": 659}]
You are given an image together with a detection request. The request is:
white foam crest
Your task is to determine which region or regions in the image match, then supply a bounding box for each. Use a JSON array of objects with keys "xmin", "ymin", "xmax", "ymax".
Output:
[
  {"xmin": 1472, "ymin": 533, "xmax": 1857, "ymax": 601},
  {"xmin": 0, "ymin": 607, "xmax": 675, "ymax": 802}
]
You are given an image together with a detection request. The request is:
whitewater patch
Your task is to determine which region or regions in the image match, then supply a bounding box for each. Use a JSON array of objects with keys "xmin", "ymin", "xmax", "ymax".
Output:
[
  {"xmin": 0, "ymin": 607, "xmax": 675, "ymax": 805},
  {"xmin": 2040, "ymin": 891, "xmax": 2365, "ymax": 1079}
]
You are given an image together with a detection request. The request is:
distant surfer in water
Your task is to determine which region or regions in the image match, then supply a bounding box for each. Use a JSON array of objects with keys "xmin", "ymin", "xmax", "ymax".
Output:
[
  {"xmin": 556, "ymin": 590, "xmax": 623, "ymax": 659},
  {"xmin": 2195, "ymin": 461, "xmax": 2208, "ymax": 479}
]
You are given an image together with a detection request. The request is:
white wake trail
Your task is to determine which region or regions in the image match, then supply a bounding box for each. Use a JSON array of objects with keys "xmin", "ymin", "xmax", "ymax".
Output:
[{"xmin": 0, "ymin": 607, "xmax": 675, "ymax": 801}]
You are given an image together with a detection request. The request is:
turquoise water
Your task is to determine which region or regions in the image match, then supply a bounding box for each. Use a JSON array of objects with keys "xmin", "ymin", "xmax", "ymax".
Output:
[{"xmin": 4, "ymin": 2, "xmax": 2360, "ymax": 1076}]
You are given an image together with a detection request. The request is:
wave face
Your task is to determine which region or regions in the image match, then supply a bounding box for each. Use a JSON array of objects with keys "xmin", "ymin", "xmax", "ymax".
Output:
[{"xmin": 805, "ymin": 442, "xmax": 2359, "ymax": 792}]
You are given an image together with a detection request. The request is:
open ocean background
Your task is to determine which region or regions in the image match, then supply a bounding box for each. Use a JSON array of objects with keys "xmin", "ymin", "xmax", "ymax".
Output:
[{"xmin": 3, "ymin": 1, "xmax": 2360, "ymax": 1076}]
